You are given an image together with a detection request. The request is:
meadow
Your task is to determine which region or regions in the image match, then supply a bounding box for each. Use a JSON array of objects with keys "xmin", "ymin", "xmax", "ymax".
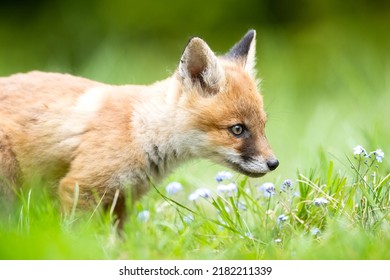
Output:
[{"xmin": 0, "ymin": 4, "xmax": 389, "ymax": 259}]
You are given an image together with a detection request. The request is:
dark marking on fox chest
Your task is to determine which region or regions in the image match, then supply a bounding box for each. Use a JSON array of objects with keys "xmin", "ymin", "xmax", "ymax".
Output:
[{"xmin": 147, "ymin": 145, "xmax": 169, "ymax": 177}]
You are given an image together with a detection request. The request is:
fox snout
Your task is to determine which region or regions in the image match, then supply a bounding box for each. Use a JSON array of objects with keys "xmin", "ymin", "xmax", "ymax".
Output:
[
  {"xmin": 267, "ymin": 158, "xmax": 280, "ymax": 171},
  {"xmin": 242, "ymin": 155, "xmax": 279, "ymax": 177},
  {"xmin": 225, "ymin": 149, "xmax": 279, "ymax": 178},
  {"xmin": 235, "ymin": 133, "xmax": 279, "ymax": 177},
  {"xmin": 214, "ymin": 123, "xmax": 279, "ymax": 178}
]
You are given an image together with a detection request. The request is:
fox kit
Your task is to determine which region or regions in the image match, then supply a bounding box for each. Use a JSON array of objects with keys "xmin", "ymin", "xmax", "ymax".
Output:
[{"xmin": 0, "ymin": 30, "xmax": 278, "ymax": 228}]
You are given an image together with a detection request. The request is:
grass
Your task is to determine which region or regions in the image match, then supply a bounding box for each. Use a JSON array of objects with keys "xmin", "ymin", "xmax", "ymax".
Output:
[
  {"xmin": 1, "ymin": 148, "xmax": 389, "ymax": 259},
  {"xmin": 0, "ymin": 14, "xmax": 389, "ymax": 259}
]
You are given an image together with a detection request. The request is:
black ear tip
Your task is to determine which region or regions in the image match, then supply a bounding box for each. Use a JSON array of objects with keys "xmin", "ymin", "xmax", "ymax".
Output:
[
  {"xmin": 225, "ymin": 29, "xmax": 256, "ymax": 59},
  {"xmin": 245, "ymin": 29, "xmax": 256, "ymax": 40}
]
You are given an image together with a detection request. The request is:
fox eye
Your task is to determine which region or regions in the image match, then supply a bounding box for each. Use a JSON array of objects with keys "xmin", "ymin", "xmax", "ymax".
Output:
[{"xmin": 229, "ymin": 124, "xmax": 245, "ymax": 137}]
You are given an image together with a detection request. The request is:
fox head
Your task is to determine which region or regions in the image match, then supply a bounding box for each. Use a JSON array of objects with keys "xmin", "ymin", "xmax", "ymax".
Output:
[{"xmin": 177, "ymin": 30, "xmax": 279, "ymax": 177}]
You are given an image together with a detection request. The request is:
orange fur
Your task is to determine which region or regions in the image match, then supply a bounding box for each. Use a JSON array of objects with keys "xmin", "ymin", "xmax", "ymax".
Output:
[{"xmin": 0, "ymin": 30, "xmax": 278, "ymax": 228}]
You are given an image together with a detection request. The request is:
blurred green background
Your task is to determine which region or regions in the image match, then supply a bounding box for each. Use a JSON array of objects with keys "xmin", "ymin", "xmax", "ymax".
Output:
[{"xmin": 1, "ymin": 0, "xmax": 389, "ymax": 183}]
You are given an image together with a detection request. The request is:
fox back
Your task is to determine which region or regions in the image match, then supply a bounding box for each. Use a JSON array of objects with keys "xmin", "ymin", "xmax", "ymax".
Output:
[{"xmin": 0, "ymin": 30, "xmax": 278, "ymax": 228}]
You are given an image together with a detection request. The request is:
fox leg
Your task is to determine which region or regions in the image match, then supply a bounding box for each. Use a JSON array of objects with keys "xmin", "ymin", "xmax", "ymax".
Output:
[
  {"xmin": 0, "ymin": 130, "xmax": 20, "ymax": 205},
  {"xmin": 58, "ymin": 173, "xmax": 127, "ymax": 230}
]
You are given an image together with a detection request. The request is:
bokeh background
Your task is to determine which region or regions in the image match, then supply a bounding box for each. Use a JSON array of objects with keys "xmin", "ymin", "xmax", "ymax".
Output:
[{"xmin": 1, "ymin": 0, "xmax": 389, "ymax": 184}]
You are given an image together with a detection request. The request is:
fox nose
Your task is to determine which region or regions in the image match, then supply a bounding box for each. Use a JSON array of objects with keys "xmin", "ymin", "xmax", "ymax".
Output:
[{"xmin": 267, "ymin": 159, "xmax": 279, "ymax": 171}]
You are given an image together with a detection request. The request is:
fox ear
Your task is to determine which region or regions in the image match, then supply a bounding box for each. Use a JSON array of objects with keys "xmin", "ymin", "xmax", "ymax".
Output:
[
  {"xmin": 225, "ymin": 30, "xmax": 257, "ymax": 77},
  {"xmin": 178, "ymin": 37, "xmax": 224, "ymax": 95}
]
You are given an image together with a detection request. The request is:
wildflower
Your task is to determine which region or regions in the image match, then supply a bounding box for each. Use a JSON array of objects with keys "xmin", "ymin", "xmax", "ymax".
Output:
[
  {"xmin": 217, "ymin": 182, "xmax": 237, "ymax": 196},
  {"xmin": 244, "ymin": 232, "xmax": 254, "ymax": 240},
  {"xmin": 196, "ymin": 188, "xmax": 211, "ymax": 198},
  {"xmin": 258, "ymin": 182, "xmax": 276, "ymax": 197},
  {"xmin": 215, "ymin": 171, "xmax": 234, "ymax": 183},
  {"xmin": 313, "ymin": 197, "xmax": 329, "ymax": 207},
  {"xmin": 373, "ymin": 149, "xmax": 384, "ymax": 163},
  {"xmin": 188, "ymin": 188, "xmax": 211, "ymax": 201},
  {"xmin": 165, "ymin": 182, "xmax": 183, "ymax": 195},
  {"xmin": 280, "ymin": 179, "xmax": 293, "ymax": 192},
  {"xmin": 137, "ymin": 210, "xmax": 150, "ymax": 222},
  {"xmin": 236, "ymin": 201, "xmax": 247, "ymax": 211},
  {"xmin": 310, "ymin": 228, "xmax": 321, "ymax": 236},
  {"xmin": 217, "ymin": 217, "xmax": 228, "ymax": 231},
  {"xmin": 277, "ymin": 214, "xmax": 289, "ymax": 224},
  {"xmin": 188, "ymin": 192, "xmax": 198, "ymax": 201},
  {"xmin": 274, "ymin": 238, "xmax": 282, "ymax": 243},
  {"xmin": 353, "ymin": 145, "xmax": 368, "ymax": 157},
  {"xmin": 183, "ymin": 214, "xmax": 194, "ymax": 224}
]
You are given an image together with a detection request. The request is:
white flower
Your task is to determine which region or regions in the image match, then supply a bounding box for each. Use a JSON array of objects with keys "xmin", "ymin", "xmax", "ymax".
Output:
[
  {"xmin": 236, "ymin": 201, "xmax": 247, "ymax": 211},
  {"xmin": 310, "ymin": 228, "xmax": 321, "ymax": 235},
  {"xmin": 277, "ymin": 214, "xmax": 289, "ymax": 224},
  {"xmin": 353, "ymin": 145, "xmax": 368, "ymax": 156},
  {"xmin": 188, "ymin": 188, "xmax": 211, "ymax": 201},
  {"xmin": 293, "ymin": 191, "xmax": 300, "ymax": 198},
  {"xmin": 215, "ymin": 171, "xmax": 234, "ymax": 183},
  {"xmin": 196, "ymin": 188, "xmax": 211, "ymax": 198},
  {"xmin": 258, "ymin": 182, "xmax": 276, "ymax": 197},
  {"xmin": 274, "ymin": 238, "xmax": 282, "ymax": 243},
  {"xmin": 373, "ymin": 149, "xmax": 384, "ymax": 163},
  {"xmin": 188, "ymin": 193, "xmax": 199, "ymax": 201},
  {"xmin": 217, "ymin": 182, "xmax": 237, "ymax": 196},
  {"xmin": 244, "ymin": 232, "xmax": 254, "ymax": 240},
  {"xmin": 280, "ymin": 179, "xmax": 293, "ymax": 192},
  {"xmin": 165, "ymin": 182, "xmax": 183, "ymax": 195},
  {"xmin": 313, "ymin": 197, "xmax": 329, "ymax": 207},
  {"xmin": 183, "ymin": 214, "xmax": 194, "ymax": 224},
  {"xmin": 137, "ymin": 210, "xmax": 150, "ymax": 222}
]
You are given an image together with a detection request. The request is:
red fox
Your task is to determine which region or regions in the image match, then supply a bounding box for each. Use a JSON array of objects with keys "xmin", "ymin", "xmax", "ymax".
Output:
[{"xmin": 0, "ymin": 30, "xmax": 278, "ymax": 228}]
